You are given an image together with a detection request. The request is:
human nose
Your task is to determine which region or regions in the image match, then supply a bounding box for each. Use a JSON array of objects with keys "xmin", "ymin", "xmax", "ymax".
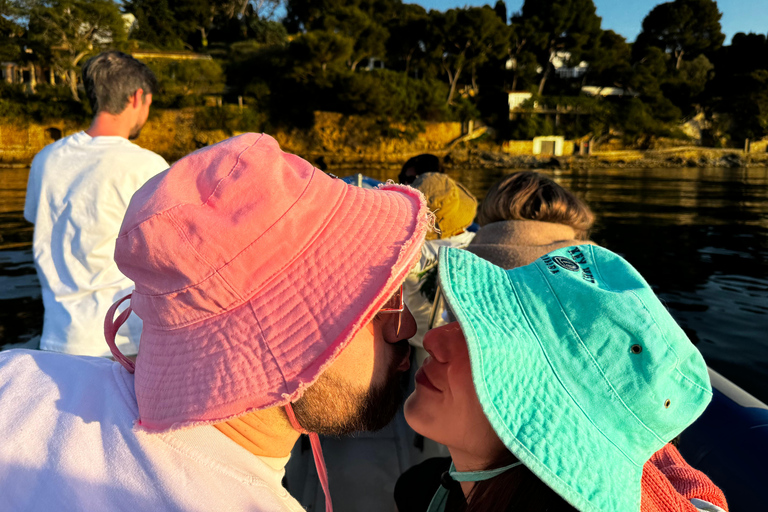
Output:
[
  {"xmin": 422, "ymin": 322, "xmax": 462, "ymax": 363},
  {"xmin": 382, "ymin": 304, "xmax": 417, "ymax": 343}
]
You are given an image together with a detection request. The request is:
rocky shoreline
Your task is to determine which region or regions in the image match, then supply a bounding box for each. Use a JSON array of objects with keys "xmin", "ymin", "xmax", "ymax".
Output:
[
  {"xmin": 3, "ymin": 148, "xmax": 764, "ymax": 171},
  {"xmin": 307, "ymin": 147, "xmax": 768, "ymax": 172},
  {"xmin": 454, "ymin": 149, "xmax": 767, "ymax": 170}
]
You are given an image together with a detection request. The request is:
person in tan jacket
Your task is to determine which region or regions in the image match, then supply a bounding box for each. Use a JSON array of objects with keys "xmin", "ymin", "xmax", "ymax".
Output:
[
  {"xmin": 394, "ymin": 172, "xmax": 727, "ymax": 512},
  {"xmin": 468, "ymin": 171, "xmax": 594, "ymax": 268}
]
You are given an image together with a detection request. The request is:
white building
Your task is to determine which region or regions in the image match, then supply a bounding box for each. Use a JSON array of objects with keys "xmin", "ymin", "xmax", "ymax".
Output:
[
  {"xmin": 541, "ymin": 51, "xmax": 589, "ymax": 79},
  {"xmin": 581, "ymin": 86, "xmax": 637, "ymax": 97},
  {"xmin": 533, "ymin": 136, "xmax": 565, "ymax": 156},
  {"xmin": 508, "ymin": 91, "xmax": 534, "ymax": 111}
]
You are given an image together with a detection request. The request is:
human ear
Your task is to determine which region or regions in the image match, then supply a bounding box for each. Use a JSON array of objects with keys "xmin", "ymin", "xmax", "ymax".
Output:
[{"xmin": 132, "ymin": 88, "xmax": 145, "ymax": 109}]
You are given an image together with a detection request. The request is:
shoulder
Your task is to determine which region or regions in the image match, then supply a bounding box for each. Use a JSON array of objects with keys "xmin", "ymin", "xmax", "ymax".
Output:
[
  {"xmin": 0, "ymin": 350, "xmax": 128, "ymax": 435},
  {"xmin": 30, "ymin": 134, "xmax": 76, "ymax": 170},
  {"xmin": 0, "ymin": 349, "xmax": 117, "ymax": 394},
  {"xmin": 120, "ymin": 143, "xmax": 169, "ymax": 171},
  {"xmin": 0, "ymin": 349, "xmax": 125, "ymax": 403}
]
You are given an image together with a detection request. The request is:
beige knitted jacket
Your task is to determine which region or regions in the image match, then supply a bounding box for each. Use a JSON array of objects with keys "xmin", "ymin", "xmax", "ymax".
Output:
[{"xmin": 467, "ymin": 219, "xmax": 593, "ymax": 269}]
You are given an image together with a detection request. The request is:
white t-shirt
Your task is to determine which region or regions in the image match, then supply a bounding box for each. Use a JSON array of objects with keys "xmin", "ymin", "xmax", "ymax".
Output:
[
  {"xmin": 0, "ymin": 349, "xmax": 305, "ymax": 512},
  {"xmin": 24, "ymin": 132, "xmax": 168, "ymax": 356}
]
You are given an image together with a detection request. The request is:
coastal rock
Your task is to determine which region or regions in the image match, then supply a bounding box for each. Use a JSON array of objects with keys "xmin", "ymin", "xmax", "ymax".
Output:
[{"xmin": 719, "ymin": 153, "xmax": 744, "ymax": 167}]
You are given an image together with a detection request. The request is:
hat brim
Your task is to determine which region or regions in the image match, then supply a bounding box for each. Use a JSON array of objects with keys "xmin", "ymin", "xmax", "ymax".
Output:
[
  {"xmin": 438, "ymin": 247, "xmax": 642, "ymax": 512},
  {"xmin": 134, "ymin": 182, "xmax": 428, "ymax": 430}
]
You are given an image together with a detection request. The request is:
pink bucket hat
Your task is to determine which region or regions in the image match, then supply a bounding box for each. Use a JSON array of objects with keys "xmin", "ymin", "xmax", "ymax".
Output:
[{"xmin": 105, "ymin": 133, "xmax": 429, "ymax": 431}]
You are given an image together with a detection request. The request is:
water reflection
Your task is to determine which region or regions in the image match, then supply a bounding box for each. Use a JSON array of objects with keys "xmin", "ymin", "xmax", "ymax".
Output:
[
  {"xmin": 560, "ymin": 169, "xmax": 768, "ymax": 402},
  {"xmin": 1, "ymin": 165, "xmax": 767, "ymax": 402}
]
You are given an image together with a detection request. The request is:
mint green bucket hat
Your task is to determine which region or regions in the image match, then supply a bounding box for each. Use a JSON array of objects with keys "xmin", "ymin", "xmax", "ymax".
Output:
[{"xmin": 437, "ymin": 245, "xmax": 712, "ymax": 512}]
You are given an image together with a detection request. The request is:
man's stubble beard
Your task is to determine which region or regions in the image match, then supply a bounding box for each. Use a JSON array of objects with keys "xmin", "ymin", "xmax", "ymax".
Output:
[
  {"xmin": 128, "ymin": 123, "xmax": 143, "ymax": 140},
  {"xmin": 128, "ymin": 114, "xmax": 148, "ymax": 140},
  {"xmin": 291, "ymin": 340, "xmax": 410, "ymax": 436}
]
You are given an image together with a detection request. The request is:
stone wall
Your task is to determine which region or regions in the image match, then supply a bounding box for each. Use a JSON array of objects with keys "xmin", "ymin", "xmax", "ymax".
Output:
[
  {"xmin": 501, "ymin": 140, "xmax": 534, "ymax": 154},
  {"xmin": 272, "ymin": 112, "xmax": 463, "ymax": 165},
  {"xmin": 501, "ymin": 139, "xmax": 576, "ymax": 156},
  {"xmin": 0, "ymin": 109, "xmax": 465, "ymax": 166},
  {"xmin": 0, "ymin": 122, "xmax": 73, "ymax": 163},
  {"xmin": 749, "ymin": 139, "xmax": 768, "ymax": 153}
]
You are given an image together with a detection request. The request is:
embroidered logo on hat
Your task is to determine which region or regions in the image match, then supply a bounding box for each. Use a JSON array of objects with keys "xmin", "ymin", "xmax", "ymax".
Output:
[{"xmin": 552, "ymin": 256, "xmax": 580, "ymax": 272}]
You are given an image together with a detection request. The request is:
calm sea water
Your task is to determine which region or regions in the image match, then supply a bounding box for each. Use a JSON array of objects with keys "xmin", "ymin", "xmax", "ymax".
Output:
[{"xmin": 2, "ymin": 165, "xmax": 767, "ymax": 402}]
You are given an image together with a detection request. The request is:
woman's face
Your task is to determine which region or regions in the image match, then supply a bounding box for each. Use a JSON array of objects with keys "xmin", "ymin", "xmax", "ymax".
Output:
[{"xmin": 404, "ymin": 322, "xmax": 506, "ymax": 464}]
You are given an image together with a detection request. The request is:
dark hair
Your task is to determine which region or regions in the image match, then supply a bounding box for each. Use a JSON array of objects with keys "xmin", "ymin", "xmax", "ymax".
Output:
[
  {"xmin": 399, "ymin": 154, "xmax": 444, "ymax": 184},
  {"xmin": 457, "ymin": 452, "xmax": 577, "ymax": 512},
  {"xmin": 81, "ymin": 51, "xmax": 158, "ymax": 115},
  {"xmin": 476, "ymin": 171, "xmax": 594, "ymax": 239}
]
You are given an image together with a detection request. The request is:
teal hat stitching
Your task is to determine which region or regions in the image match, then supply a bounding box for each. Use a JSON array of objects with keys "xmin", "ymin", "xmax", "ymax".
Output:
[{"xmin": 437, "ymin": 245, "xmax": 712, "ymax": 512}]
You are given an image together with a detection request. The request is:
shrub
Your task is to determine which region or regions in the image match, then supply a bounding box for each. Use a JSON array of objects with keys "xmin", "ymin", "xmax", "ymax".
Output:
[
  {"xmin": 0, "ymin": 83, "xmax": 89, "ymax": 124},
  {"xmin": 339, "ymin": 69, "xmax": 450, "ymax": 123},
  {"xmin": 192, "ymin": 105, "xmax": 266, "ymax": 134},
  {"xmin": 144, "ymin": 58, "xmax": 226, "ymax": 108}
]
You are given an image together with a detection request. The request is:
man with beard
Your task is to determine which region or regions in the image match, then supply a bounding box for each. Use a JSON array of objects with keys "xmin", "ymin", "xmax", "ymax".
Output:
[
  {"xmin": 24, "ymin": 51, "xmax": 168, "ymax": 357},
  {"xmin": 0, "ymin": 133, "xmax": 430, "ymax": 511}
]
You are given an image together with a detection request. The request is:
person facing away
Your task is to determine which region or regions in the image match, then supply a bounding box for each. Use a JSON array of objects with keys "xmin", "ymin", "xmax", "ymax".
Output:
[
  {"xmin": 399, "ymin": 153, "xmax": 444, "ymax": 185},
  {"xmin": 396, "ymin": 246, "xmax": 728, "ymax": 512},
  {"xmin": 23, "ymin": 50, "xmax": 169, "ymax": 357},
  {"xmin": 0, "ymin": 133, "xmax": 430, "ymax": 511},
  {"xmin": 468, "ymin": 170, "xmax": 595, "ymax": 270}
]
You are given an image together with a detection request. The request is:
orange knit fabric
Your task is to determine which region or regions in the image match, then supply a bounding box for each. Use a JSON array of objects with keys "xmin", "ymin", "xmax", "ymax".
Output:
[{"xmin": 641, "ymin": 444, "xmax": 729, "ymax": 512}]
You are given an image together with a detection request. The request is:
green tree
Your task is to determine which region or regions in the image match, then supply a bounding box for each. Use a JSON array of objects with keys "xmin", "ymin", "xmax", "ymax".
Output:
[
  {"xmin": 284, "ymin": 0, "xmax": 345, "ymax": 32},
  {"xmin": 206, "ymin": 0, "xmax": 283, "ymax": 45},
  {"xmin": 145, "ymin": 58, "xmax": 224, "ymax": 107},
  {"xmin": 507, "ymin": 16, "xmax": 542, "ymax": 91},
  {"xmin": 678, "ymin": 54, "xmax": 714, "ymax": 95},
  {"xmin": 289, "ymin": 30, "xmax": 353, "ymax": 81},
  {"xmin": 125, "ymin": 0, "xmax": 215, "ymax": 50},
  {"xmin": 285, "ymin": 0, "xmax": 393, "ymax": 71},
  {"xmin": 324, "ymin": 5, "xmax": 388, "ymax": 70},
  {"xmin": 515, "ymin": 0, "xmax": 602, "ymax": 95},
  {"xmin": 618, "ymin": 97, "xmax": 674, "ymax": 146},
  {"xmin": 733, "ymin": 69, "xmax": 768, "ymax": 140},
  {"xmin": 27, "ymin": 0, "xmax": 126, "ymax": 100},
  {"xmin": 0, "ymin": 0, "xmax": 24, "ymax": 62},
  {"xmin": 583, "ymin": 30, "xmax": 632, "ymax": 88},
  {"xmin": 708, "ymin": 33, "xmax": 768, "ymax": 143},
  {"xmin": 595, "ymin": 44, "xmax": 682, "ymax": 144},
  {"xmin": 425, "ymin": 6, "xmax": 509, "ymax": 105},
  {"xmin": 218, "ymin": 0, "xmax": 281, "ymax": 23},
  {"xmin": 246, "ymin": 18, "xmax": 287, "ymax": 46},
  {"xmin": 493, "ymin": 0, "xmax": 506, "ymax": 23},
  {"xmin": 340, "ymin": 69, "xmax": 449, "ymax": 122},
  {"xmin": 714, "ymin": 32, "xmax": 768, "ymax": 77},
  {"xmin": 384, "ymin": 3, "xmax": 429, "ymax": 76},
  {"xmin": 125, "ymin": 0, "xmax": 184, "ymax": 49},
  {"xmin": 635, "ymin": 0, "xmax": 724, "ymax": 70}
]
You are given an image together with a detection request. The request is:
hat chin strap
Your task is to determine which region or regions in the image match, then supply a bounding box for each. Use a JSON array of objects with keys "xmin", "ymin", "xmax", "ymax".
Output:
[
  {"xmin": 426, "ymin": 461, "xmax": 523, "ymax": 512},
  {"xmin": 104, "ymin": 293, "xmax": 136, "ymax": 373},
  {"xmin": 284, "ymin": 403, "xmax": 333, "ymax": 512}
]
